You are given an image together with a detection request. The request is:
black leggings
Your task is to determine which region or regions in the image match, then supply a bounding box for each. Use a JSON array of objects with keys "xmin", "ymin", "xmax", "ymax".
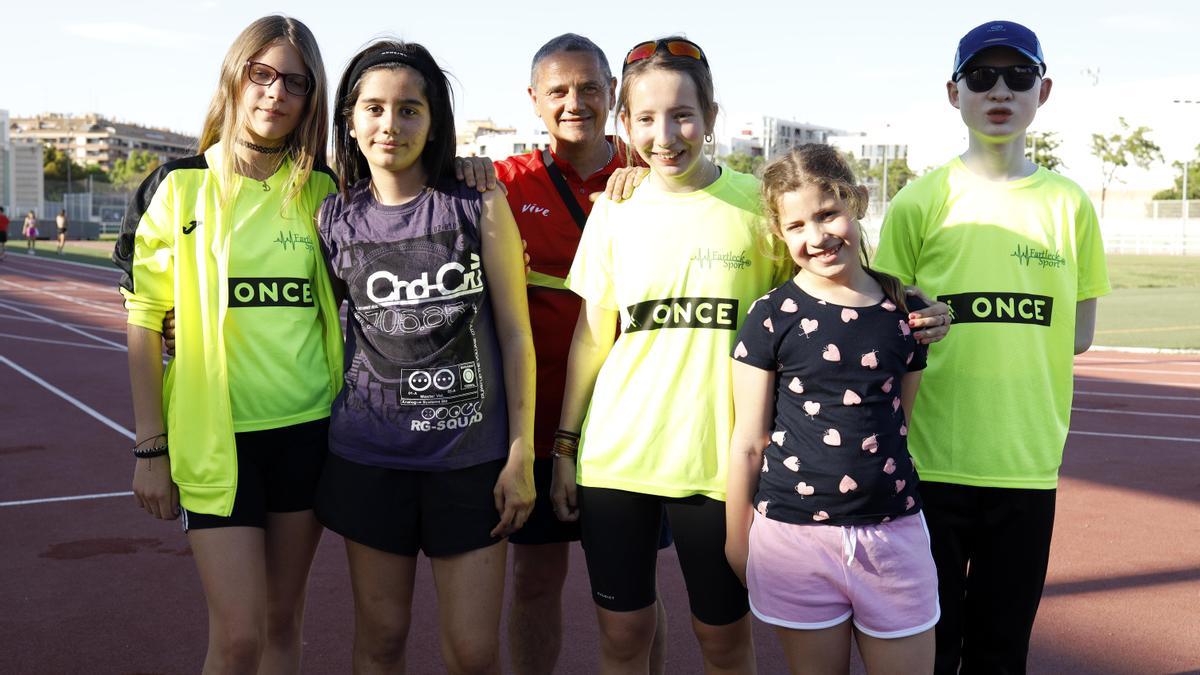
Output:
[
  {"xmin": 921, "ymin": 481, "xmax": 1056, "ymax": 675},
  {"xmin": 578, "ymin": 486, "xmax": 749, "ymax": 626}
]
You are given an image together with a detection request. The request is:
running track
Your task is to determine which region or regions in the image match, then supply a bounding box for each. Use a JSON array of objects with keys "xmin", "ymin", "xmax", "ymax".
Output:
[{"xmin": 1, "ymin": 252, "xmax": 1197, "ymax": 674}]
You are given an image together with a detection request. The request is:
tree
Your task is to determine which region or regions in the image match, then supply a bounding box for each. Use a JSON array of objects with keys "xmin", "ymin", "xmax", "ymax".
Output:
[
  {"xmin": 1152, "ymin": 143, "xmax": 1200, "ymax": 200},
  {"xmin": 1090, "ymin": 117, "xmax": 1162, "ymax": 217},
  {"xmin": 1026, "ymin": 131, "xmax": 1065, "ymax": 172},
  {"xmin": 719, "ymin": 151, "xmax": 763, "ymax": 176},
  {"xmin": 42, "ymin": 145, "xmax": 92, "ymax": 182},
  {"xmin": 863, "ymin": 156, "xmax": 916, "ymax": 200},
  {"xmin": 110, "ymin": 150, "xmax": 162, "ymax": 191}
]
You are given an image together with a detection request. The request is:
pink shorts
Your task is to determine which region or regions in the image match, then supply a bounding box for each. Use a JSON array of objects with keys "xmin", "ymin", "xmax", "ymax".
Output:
[{"xmin": 747, "ymin": 510, "xmax": 939, "ymax": 638}]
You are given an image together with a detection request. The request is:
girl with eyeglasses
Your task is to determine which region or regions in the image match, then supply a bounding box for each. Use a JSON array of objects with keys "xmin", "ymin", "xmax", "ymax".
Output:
[
  {"xmin": 117, "ymin": 16, "xmax": 344, "ymax": 671},
  {"xmin": 552, "ymin": 37, "xmax": 950, "ymax": 672}
]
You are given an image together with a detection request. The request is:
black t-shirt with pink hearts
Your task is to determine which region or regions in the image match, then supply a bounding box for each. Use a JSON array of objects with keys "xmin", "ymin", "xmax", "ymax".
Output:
[{"xmin": 732, "ymin": 280, "xmax": 928, "ymax": 526}]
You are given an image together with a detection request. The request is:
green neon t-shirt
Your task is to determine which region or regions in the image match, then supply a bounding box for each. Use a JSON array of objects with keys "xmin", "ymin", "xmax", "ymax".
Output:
[
  {"xmin": 566, "ymin": 169, "xmax": 789, "ymax": 500},
  {"xmin": 224, "ymin": 165, "xmax": 337, "ymax": 432},
  {"xmin": 873, "ymin": 158, "xmax": 1110, "ymax": 489}
]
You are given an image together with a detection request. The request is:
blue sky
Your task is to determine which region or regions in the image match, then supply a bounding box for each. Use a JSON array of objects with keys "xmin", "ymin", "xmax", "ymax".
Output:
[{"xmin": 4, "ymin": 0, "xmax": 1198, "ymax": 190}]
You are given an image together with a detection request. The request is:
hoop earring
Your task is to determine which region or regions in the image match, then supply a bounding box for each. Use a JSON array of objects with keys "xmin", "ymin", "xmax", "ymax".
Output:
[{"xmin": 704, "ymin": 133, "xmax": 713, "ymax": 143}]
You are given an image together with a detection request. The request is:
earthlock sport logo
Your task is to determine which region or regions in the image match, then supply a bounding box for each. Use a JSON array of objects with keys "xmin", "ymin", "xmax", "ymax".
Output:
[
  {"xmin": 625, "ymin": 297, "xmax": 739, "ymax": 333},
  {"xmin": 939, "ymin": 292, "xmax": 1053, "ymax": 327}
]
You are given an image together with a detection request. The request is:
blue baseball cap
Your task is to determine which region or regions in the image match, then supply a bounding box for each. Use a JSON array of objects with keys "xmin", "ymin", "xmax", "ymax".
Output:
[{"xmin": 953, "ymin": 20, "xmax": 1045, "ymax": 77}]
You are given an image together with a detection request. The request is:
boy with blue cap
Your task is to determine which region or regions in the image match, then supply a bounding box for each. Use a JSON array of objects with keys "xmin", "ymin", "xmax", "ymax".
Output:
[{"xmin": 874, "ymin": 20, "xmax": 1110, "ymax": 674}]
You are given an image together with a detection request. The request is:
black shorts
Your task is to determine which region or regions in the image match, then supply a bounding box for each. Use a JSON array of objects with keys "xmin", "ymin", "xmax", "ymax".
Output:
[
  {"xmin": 578, "ymin": 486, "xmax": 749, "ymax": 626},
  {"xmin": 182, "ymin": 417, "xmax": 329, "ymax": 531},
  {"xmin": 0, "ymin": 231, "xmax": 7, "ymax": 243},
  {"xmin": 508, "ymin": 457, "xmax": 581, "ymax": 545},
  {"xmin": 508, "ymin": 458, "xmax": 675, "ymax": 549},
  {"xmin": 316, "ymin": 452, "xmax": 506, "ymax": 557}
]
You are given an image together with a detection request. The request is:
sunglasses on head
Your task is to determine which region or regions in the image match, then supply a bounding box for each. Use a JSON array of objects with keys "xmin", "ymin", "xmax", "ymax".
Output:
[
  {"xmin": 953, "ymin": 64, "xmax": 1042, "ymax": 93},
  {"xmin": 623, "ymin": 38, "xmax": 708, "ymax": 72},
  {"xmin": 245, "ymin": 60, "xmax": 314, "ymax": 96}
]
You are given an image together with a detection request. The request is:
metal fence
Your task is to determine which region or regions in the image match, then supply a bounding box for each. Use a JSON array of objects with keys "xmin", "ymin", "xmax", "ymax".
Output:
[{"xmin": 861, "ymin": 217, "xmax": 1199, "ymax": 256}]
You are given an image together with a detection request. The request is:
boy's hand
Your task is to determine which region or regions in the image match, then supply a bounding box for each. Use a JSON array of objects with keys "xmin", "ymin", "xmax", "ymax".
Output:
[
  {"xmin": 905, "ymin": 287, "xmax": 950, "ymax": 344},
  {"xmin": 597, "ymin": 167, "xmax": 649, "ymax": 203},
  {"xmin": 162, "ymin": 309, "xmax": 175, "ymax": 358},
  {"xmin": 454, "ymin": 156, "xmax": 504, "ymax": 193}
]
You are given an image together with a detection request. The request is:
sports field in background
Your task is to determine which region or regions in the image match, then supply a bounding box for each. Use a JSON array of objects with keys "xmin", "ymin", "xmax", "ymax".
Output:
[
  {"xmin": 14, "ymin": 242, "xmax": 1200, "ymax": 351},
  {"xmin": 1096, "ymin": 255, "xmax": 1200, "ymax": 350}
]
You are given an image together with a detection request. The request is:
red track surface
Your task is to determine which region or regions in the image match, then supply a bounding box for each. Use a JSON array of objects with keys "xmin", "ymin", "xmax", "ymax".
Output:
[{"xmin": 1, "ymin": 253, "xmax": 1197, "ymax": 674}]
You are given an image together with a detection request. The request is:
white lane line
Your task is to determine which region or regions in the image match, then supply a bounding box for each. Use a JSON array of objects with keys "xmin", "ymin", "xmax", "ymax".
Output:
[
  {"xmin": 1069, "ymin": 430, "xmax": 1199, "ymax": 444},
  {"xmin": 0, "ymin": 279, "xmax": 127, "ymax": 317},
  {"xmin": 0, "ymin": 491, "xmax": 134, "ymax": 508},
  {"xmin": 1075, "ymin": 357, "xmax": 1200, "ymax": 366},
  {"xmin": 1072, "ymin": 407, "xmax": 1200, "ymax": 420},
  {"xmin": 0, "ymin": 299, "xmax": 126, "ymax": 350},
  {"xmin": 0, "ymin": 355, "xmax": 134, "ymax": 440},
  {"xmin": 0, "ymin": 332, "xmax": 125, "ymax": 351},
  {"xmin": 0, "ymin": 251, "xmax": 123, "ymax": 277},
  {"xmin": 0, "ymin": 313, "xmax": 126, "ymax": 334},
  {"xmin": 1074, "ymin": 390, "xmax": 1200, "ymax": 402},
  {"xmin": 1074, "ymin": 376, "xmax": 1200, "ymax": 389},
  {"xmin": 0, "ymin": 268, "xmax": 66, "ymax": 282},
  {"xmin": 1073, "ymin": 365, "xmax": 1200, "ymax": 377},
  {"xmin": 0, "ymin": 295, "xmax": 125, "ymax": 319},
  {"xmin": 1090, "ymin": 345, "xmax": 1200, "ymax": 355}
]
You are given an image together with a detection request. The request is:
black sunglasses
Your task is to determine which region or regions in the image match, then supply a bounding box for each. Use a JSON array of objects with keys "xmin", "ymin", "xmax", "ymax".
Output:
[
  {"xmin": 245, "ymin": 61, "xmax": 313, "ymax": 96},
  {"xmin": 954, "ymin": 64, "xmax": 1042, "ymax": 93}
]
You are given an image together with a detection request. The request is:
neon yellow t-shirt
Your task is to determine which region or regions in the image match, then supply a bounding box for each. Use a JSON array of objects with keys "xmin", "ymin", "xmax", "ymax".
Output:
[
  {"xmin": 874, "ymin": 158, "xmax": 1110, "ymax": 489},
  {"xmin": 224, "ymin": 164, "xmax": 335, "ymax": 432},
  {"xmin": 566, "ymin": 169, "xmax": 789, "ymax": 499}
]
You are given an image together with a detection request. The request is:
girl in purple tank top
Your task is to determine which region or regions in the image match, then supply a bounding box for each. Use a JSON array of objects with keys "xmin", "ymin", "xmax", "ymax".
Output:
[{"xmin": 312, "ymin": 40, "xmax": 535, "ymax": 672}]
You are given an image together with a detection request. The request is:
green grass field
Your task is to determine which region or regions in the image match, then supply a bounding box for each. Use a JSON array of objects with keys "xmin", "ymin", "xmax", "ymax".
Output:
[
  {"xmin": 1095, "ymin": 255, "xmax": 1200, "ymax": 350},
  {"xmin": 14, "ymin": 246, "xmax": 1199, "ymax": 350}
]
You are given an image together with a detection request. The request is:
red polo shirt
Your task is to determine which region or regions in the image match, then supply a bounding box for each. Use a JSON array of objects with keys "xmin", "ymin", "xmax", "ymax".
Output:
[{"xmin": 495, "ymin": 140, "xmax": 626, "ymax": 457}]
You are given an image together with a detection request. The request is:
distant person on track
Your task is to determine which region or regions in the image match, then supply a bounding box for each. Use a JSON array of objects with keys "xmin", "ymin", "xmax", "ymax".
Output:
[
  {"xmin": 0, "ymin": 207, "xmax": 9, "ymax": 260},
  {"xmin": 872, "ymin": 20, "xmax": 1111, "ymax": 674},
  {"xmin": 23, "ymin": 211, "xmax": 37, "ymax": 255},
  {"xmin": 311, "ymin": 39, "xmax": 535, "ymax": 673},
  {"xmin": 55, "ymin": 209, "xmax": 68, "ymax": 255},
  {"xmin": 115, "ymin": 15, "xmax": 344, "ymax": 672}
]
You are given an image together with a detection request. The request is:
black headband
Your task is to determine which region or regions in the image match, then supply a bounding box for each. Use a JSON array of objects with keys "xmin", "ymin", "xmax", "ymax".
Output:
[{"xmin": 346, "ymin": 49, "xmax": 440, "ymax": 94}]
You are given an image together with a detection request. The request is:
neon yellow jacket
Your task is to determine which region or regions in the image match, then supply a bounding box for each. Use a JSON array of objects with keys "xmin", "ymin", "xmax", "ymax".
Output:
[{"xmin": 114, "ymin": 144, "xmax": 343, "ymax": 516}]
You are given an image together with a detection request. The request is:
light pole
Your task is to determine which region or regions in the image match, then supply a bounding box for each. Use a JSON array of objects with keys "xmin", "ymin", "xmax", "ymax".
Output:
[{"xmin": 1172, "ymin": 99, "xmax": 1197, "ymax": 223}]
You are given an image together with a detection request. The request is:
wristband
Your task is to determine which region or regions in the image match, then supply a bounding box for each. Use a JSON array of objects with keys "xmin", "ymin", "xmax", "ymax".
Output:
[
  {"xmin": 132, "ymin": 444, "xmax": 168, "ymax": 459},
  {"xmin": 551, "ymin": 435, "xmax": 578, "ymax": 459}
]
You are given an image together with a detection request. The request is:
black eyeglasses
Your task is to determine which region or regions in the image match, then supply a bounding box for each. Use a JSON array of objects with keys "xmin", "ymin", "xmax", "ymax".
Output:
[
  {"xmin": 954, "ymin": 64, "xmax": 1042, "ymax": 93},
  {"xmin": 245, "ymin": 61, "xmax": 313, "ymax": 96}
]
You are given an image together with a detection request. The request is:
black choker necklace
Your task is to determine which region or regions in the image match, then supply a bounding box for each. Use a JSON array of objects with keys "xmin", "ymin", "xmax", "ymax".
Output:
[{"xmin": 239, "ymin": 139, "xmax": 287, "ymax": 155}]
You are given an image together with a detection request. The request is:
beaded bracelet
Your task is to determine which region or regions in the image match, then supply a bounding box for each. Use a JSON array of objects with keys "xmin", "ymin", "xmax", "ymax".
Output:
[
  {"xmin": 132, "ymin": 445, "xmax": 169, "ymax": 459},
  {"xmin": 132, "ymin": 433, "xmax": 169, "ymax": 459},
  {"xmin": 551, "ymin": 431, "xmax": 579, "ymax": 459}
]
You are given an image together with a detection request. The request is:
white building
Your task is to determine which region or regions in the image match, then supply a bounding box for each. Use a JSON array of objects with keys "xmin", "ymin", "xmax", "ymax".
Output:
[
  {"xmin": 458, "ymin": 128, "xmax": 553, "ymax": 160},
  {"xmin": 9, "ymin": 112, "xmax": 195, "ymax": 174},
  {"xmin": 828, "ymin": 132, "xmax": 909, "ymax": 170},
  {"xmin": 720, "ymin": 117, "xmax": 846, "ymax": 162},
  {"xmin": 0, "ymin": 109, "xmax": 45, "ymax": 220}
]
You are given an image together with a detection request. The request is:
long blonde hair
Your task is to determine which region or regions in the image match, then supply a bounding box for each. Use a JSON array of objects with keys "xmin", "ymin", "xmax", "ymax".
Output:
[
  {"xmin": 197, "ymin": 15, "xmax": 328, "ymax": 208},
  {"xmin": 761, "ymin": 144, "xmax": 909, "ymax": 312}
]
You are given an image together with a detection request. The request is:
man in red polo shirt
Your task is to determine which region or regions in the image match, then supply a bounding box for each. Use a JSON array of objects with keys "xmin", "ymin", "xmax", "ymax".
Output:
[{"xmin": 492, "ymin": 34, "xmax": 667, "ymax": 675}]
